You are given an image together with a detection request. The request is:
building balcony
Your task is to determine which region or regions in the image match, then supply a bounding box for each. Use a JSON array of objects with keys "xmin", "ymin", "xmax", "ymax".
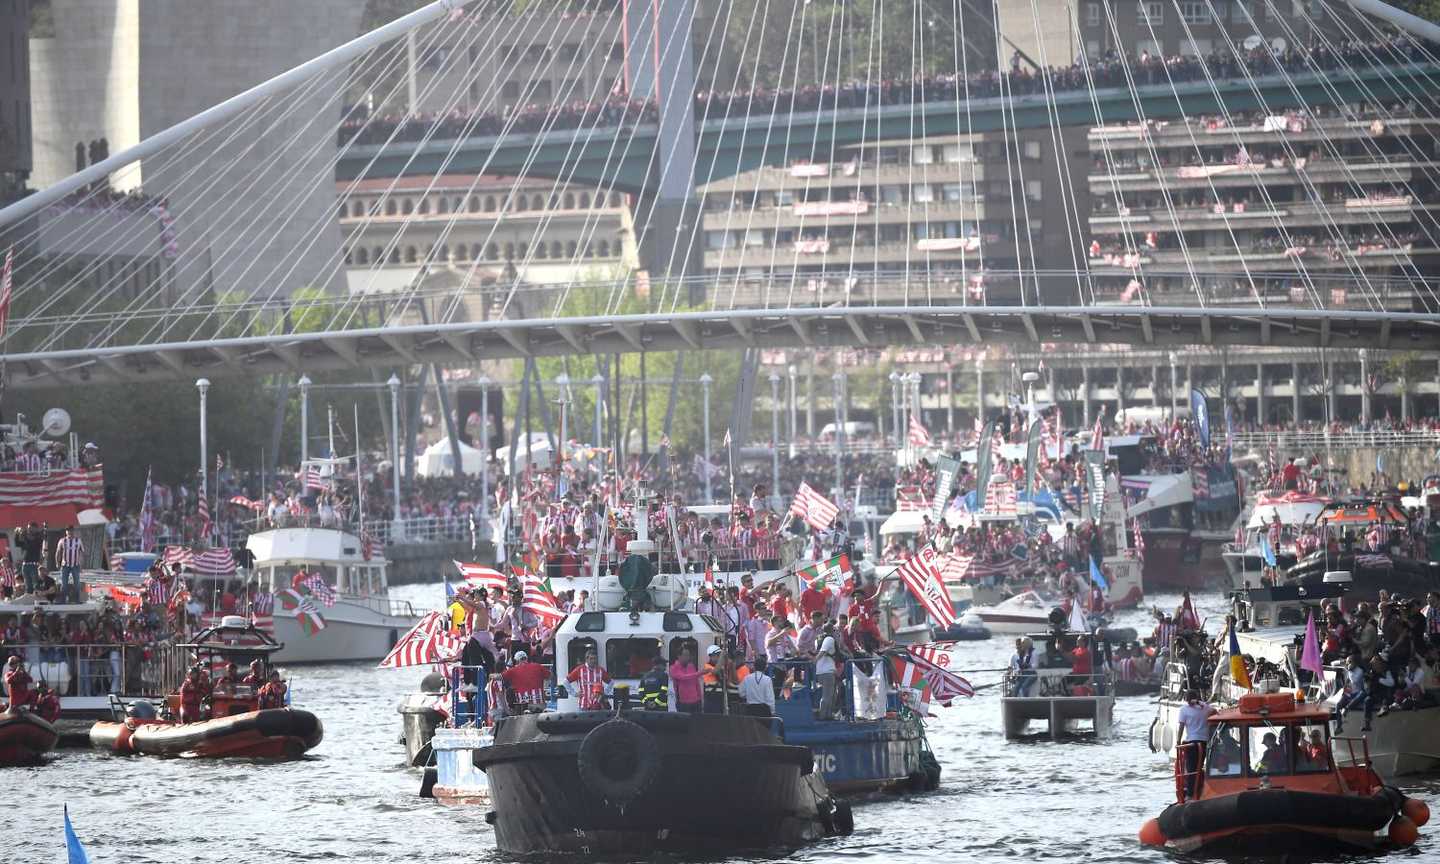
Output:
[{"xmin": 1087, "ymin": 198, "xmax": 1437, "ymax": 234}]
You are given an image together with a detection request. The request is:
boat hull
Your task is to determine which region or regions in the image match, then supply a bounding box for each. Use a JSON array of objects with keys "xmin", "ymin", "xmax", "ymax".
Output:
[
  {"xmin": 477, "ymin": 711, "xmax": 844, "ymax": 855},
  {"xmin": 1141, "ymin": 531, "xmax": 1210, "ymax": 591},
  {"xmin": 0, "ymin": 708, "xmax": 58, "ymax": 766},
  {"xmin": 1155, "ymin": 788, "xmax": 1402, "ymax": 855},
  {"xmin": 970, "ymin": 612, "xmax": 1050, "ymax": 635},
  {"xmin": 271, "ymin": 605, "xmax": 416, "ymax": 664},
  {"xmin": 785, "ymin": 715, "xmax": 931, "ymax": 795},
  {"xmin": 1287, "ymin": 553, "xmax": 1439, "ymax": 606},
  {"xmin": 89, "ymin": 708, "xmax": 322, "ymax": 759}
]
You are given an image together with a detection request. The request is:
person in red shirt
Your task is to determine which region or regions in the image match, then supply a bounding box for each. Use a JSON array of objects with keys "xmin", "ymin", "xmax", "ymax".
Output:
[
  {"xmin": 848, "ymin": 606, "xmax": 887, "ymax": 654},
  {"xmin": 178, "ymin": 667, "xmax": 205, "ymax": 723},
  {"xmin": 241, "ymin": 659, "xmax": 265, "ymax": 687},
  {"xmin": 257, "ymin": 671, "xmax": 287, "ymax": 709},
  {"xmin": 501, "ymin": 651, "xmax": 551, "ymax": 710},
  {"xmin": 32, "ymin": 683, "xmax": 61, "ymax": 722},
  {"xmin": 771, "ymin": 586, "xmax": 793, "ymax": 624},
  {"xmin": 1068, "ymin": 635, "xmax": 1095, "ymax": 695},
  {"xmin": 565, "ymin": 648, "xmax": 611, "ymax": 710},
  {"xmin": 4, "ymin": 656, "xmax": 33, "ymax": 709},
  {"xmin": 799, "ymin": 581, "xmax": 833, "ymax": 622}
]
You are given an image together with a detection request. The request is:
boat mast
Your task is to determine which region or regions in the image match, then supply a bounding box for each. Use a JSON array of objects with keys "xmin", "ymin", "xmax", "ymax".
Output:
[{"xmin": 354, "ymin": 403, "xmax": 365, "ymax": 535}]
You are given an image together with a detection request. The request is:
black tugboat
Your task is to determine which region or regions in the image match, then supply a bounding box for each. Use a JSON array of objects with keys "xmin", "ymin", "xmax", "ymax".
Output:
[
  {"xmin": 477, "ymin": 709, "xmax": 848, "ymax": 854},
  {"xmin": 473, "ymin": 490, "xmax": 850, "ymax": 855}
]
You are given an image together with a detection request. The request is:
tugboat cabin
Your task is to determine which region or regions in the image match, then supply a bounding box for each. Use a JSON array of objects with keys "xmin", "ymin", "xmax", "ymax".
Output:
[
  {"xmin": 164, "ymin": 616, "xmax": 285, "ymax": 719},
  {"xmin": 552, "ymin": 611, "xmax": 723, "ymax": 711},
  {"xmin": 1186, "ymin": 693, "xmax": 1380, "ymax": 801}
]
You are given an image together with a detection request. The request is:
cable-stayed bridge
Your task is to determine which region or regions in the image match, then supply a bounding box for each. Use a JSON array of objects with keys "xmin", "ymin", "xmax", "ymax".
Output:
[{"xmin": 0, "ymin": 0, "xmax": 1438, "ymax": 390}]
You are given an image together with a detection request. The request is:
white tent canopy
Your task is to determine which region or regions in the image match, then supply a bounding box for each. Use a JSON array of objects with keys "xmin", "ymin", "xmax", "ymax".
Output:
[{"xmin": 415, "ymin": 437, "xmax": 485, "ymax": 478}]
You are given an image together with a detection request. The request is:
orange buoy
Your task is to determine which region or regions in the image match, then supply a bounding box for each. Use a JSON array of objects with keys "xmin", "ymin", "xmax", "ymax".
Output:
[
  {"xmin": 1403, "ymin": 798, "xmax": 1431, "ymax": 828},
  {"xmin": 1138, "ymin": 818, "xmax": 1166, "ymax": 847},
  {"xmin": 1389, "ymin": 816, "xmax": 1418, "ymax": 847}
]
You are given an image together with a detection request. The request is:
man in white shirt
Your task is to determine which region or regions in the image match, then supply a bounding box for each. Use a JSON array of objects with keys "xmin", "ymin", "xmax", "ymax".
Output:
[
  {"xmin": 1176, "ymin": 690, "xmax": 1215, "ymax": 799},
  {"xmin": 738, "ymin": 656, "xmax": 775, "ymax": 715},
  {"xmin": 814, "ymin": 627, "xmax": 838, "ymax": 719}
]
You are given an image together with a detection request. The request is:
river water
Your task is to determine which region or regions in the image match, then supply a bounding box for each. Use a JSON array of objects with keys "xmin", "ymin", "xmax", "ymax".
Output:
[{"xmin": 13, "ymin": 587, "xmax": 1440, "ymax": 863}]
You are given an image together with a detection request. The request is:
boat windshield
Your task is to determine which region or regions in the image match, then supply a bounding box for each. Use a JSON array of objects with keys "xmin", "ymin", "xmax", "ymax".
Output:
[{"xmin": 1207, "ymin": 720, "xmax": 1332, "ymax": 778}]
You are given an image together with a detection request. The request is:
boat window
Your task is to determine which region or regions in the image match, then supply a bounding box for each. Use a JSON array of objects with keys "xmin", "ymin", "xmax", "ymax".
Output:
[
  {"xmin": 566, "ymin": 637, "xmax": 598, "ymax": 671},
  {"xmin": 1292, "ymin": 723, "xmax": 1332, "ymax": 773},
  {"xmin": 574, "ymin": 612, "xmax": 607, "ymax": 632},
  {"xmin": 662, "ymin": 612, "xmax": 693, "ymax": 632},
  {"xmin": 667, "ymin": 637, "xmax": 699, "ymax": 664},
  {"xmin": 1248, "ymin": 724, "xmax": 1291, "ymax": 776},
  {"xmin": 605, "ymin": 636, "xmax": 662, "ymax": 678},
  {"xmin": 1205, "ymin": 723, "xmax": 1244, "ymax": 777}
]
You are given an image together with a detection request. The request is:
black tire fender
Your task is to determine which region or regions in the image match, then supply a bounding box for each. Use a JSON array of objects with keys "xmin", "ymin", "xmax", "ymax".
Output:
[{"xmin": 576, "ymin": 718, "xmax": 659, "ymax": 806}]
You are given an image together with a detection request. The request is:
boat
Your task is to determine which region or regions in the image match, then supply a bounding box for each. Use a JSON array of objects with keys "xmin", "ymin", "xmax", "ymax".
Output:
[
  {"xmin": 971, "ymin": 590, "xmax": 1051, "ymax": 635},
  {"xmin": 1222, "ymin": 491, "xmax": 1329, "ymax": 590},
  {"xmin": 933, "ymin": 610, "xmax": 992, "ymax": 641},
  {"xmin": 88, "ymin": 617, "xmax": 323, "ymax": 759},
  {"xmin": 479, "ymin": 708, "xmax": 848, "ymax": 855},
  {"xmin": 397, "ymin": 670, "xmax": 447, "ymax": 768},
  {"xmin": 1000, "ymin": 628, "xmax": 1115, "ymax": 740},
  {"xmin": 1139, "ymin": 692, "xmax": 1428, "ymax": 855},
  {"xmin": 1282, "ymin": 499, "xmax": 1438, "ymax": 605},
  {"xmin": 0, "ymin": 707, "xmax": 59, "ymax": 765},
  {"xmin": 245, "ymin": 523, "xmax": 421, "ymax": 663}
]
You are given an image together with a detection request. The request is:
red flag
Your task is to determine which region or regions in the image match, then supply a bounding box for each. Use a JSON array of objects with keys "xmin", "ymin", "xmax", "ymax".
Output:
[{"xmin": 0, "ymin": 247, "xmax": 12, "ymax": 337}]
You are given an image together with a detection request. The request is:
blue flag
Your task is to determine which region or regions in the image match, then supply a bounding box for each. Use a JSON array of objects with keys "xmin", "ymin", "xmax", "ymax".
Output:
[
  {"xmin": 1190, "ymin": 389, "xmax": 1210, "ymax": 449},
  {"xmin": 1089, "ymin": 555, "xmax": 1109, "ymax": 591},
  {"xmin": 1224, "ymin": 403, "xmax": 1234, "ymax": 460},
  {"xmin": 1258, "ymin": 533, "xmax": 1277, "ymax": 567},
  {"xmin": 64, "ymin": 806, "xmax": 89, "ymax": 864}
]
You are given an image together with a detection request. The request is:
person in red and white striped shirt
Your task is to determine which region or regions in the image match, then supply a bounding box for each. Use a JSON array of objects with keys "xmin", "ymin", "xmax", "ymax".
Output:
[
  {"xmin": 55, "ymin": 526, "xmax": 85, "ymax": 604},
  {"xmin": 565, "ymin": 648, "xmax": 611, "ymax": 711}
]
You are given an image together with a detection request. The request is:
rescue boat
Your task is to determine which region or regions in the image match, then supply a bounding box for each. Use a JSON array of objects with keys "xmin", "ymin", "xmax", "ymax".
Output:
[
  {"xmin": 0, "ymin": 707, "xmax": 59, "ymax": 766},
  {"xmin": 88, "ymin": 617, "xmax": 323, "ymax": 760},
  {"xmin": 1139, "ymin": 692, "xmax": 1429, "ymax": 855}
]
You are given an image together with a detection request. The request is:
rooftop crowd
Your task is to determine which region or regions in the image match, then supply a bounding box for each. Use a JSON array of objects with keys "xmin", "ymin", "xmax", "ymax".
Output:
[{"xmin": 339, "ymin": 39, "xmax": 1434, "ymax": 148}]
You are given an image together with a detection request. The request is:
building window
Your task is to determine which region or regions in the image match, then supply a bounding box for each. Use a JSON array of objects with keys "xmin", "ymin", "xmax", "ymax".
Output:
[
  {"xmin": 1180, "ymin": 1, "xmax": 1208, "ymax": 24},
  {"xmin": 1027, "ymin": 180, "xmax": 1043, "ymax": 201},
  {"xmin": 1086, "ymin": 2, "xmax": 1100, "ymax": 25},
  {"xmin": 559, "ymin": 43, "xmax": 580, "ymax": 61},
  {"xmin": 1023, "ymin": 140, "xmax": 1042, "ymax": 159},
  {"xmin": 1265, "ymin": 1, "xmax": 1278, "ymax": 21},
  {"xmin": 502, "ymin": 81, "xmax": 521, "ymax": 101},
  {"xmin": 1139, "ymin": 0, "xmax": 1163, "ymax": 24},
  {"xmin": 531, "ymin": 80, "xmax": 552, "ymax": 101}
]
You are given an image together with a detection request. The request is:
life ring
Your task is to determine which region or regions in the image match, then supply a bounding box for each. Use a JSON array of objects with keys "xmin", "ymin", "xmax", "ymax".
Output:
[{"xmin": 576, "ymin": 719, "xmax": 659, "ymax": 806}]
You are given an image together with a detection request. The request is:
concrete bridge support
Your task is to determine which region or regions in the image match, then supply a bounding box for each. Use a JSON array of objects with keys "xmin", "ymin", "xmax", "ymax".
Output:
[
  {"xmin": 1292, "ymin": 362, "xmax": 1302, "ymax": 424},
  {"xmin": 624, "ymin": 0, "xmax": 702, "ymax": 300}
]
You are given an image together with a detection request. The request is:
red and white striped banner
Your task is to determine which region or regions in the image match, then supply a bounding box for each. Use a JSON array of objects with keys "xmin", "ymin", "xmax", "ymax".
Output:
[
  {"xmin": 454, "ymin": 560, "xmax": 507, "ymax": 592},
  {"xmin": 0, "ymin": 466, "xmax": 104, "ymax": 508},
  {"xmin": 896, "ymin": 545, "xmax": 957, "ymax": 629},
  {"xmin": 378, "ymin": 610, "xmax": 466, "ymax": 669},
  {"xmin": 789, "ymin": 482, "xmax": 840, "ymax": 531},
  {"xmin": 192, "ymin": 548, "xmax": 236, "ymax": 576}
]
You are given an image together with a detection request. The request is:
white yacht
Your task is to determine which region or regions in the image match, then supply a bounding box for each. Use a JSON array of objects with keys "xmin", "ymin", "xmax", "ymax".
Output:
[{"xmin": 246, "ymin": 526, "xmax": 421, "ymax": 663}]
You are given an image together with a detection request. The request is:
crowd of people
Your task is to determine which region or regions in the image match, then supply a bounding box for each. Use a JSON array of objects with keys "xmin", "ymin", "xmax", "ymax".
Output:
[
  {"xmin": 338, "ymin": 39, "xmax": 1431, "ymax": 148},
  {"xmin": 443, "ymin": 562, "xmax": 892, "ymax": 720}
]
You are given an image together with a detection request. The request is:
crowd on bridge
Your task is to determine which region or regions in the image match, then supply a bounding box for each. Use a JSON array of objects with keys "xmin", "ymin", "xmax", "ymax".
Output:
[{"xmin": 337, "ymin": 38, "xmax": 1432, "ymax": 149}]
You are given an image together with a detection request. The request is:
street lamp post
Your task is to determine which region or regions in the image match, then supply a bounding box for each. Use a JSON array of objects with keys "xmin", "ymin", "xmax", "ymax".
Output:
[
  {"xmin": 298, "ymin": 374, "xmax": 312, "ymax": 466},
  {"xmin": 196, "ymin": 378, "xmax": 210, "ymax": 505},
  {"xmin": 700, "ymin": 373, "xmax": 714, "ymax": 503},
  {"xmin": 769, "ymin": 373, "xmax": 781, "ymax": 509},
  {"xmin": 387, "ymin": 374, "xmax": 403, "ymax": 540},
  {"xmin": 478, "ymin": 375, "xmax": 491, "ymax": 523},
  {"xmin": 555, "ymin": 373, "xmax": 570, "ymax": 466},
  {"xmin": 1168, "ymin": 352, "xmax": 1178, "ymax": 420},
  {"xmin": 787, "ymin": 364, "xmax": 798, "ymax": 460},
  {"xmin": 591, "ymin": 373, "xmax": 604, "ymax": 447},
  {"xmin": 889, "ymin": 371, "xmax": 902, "ymax": 448},
  {"xmin": 832, "ymin": 371, "xmax": 845, "ymax": 499}
]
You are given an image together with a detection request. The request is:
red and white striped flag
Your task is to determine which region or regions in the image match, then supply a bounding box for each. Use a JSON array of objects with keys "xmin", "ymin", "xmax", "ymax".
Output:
[
  {"xmin": 908, "ymin": 415, "xmax": 932, "ymax": 447},
  {"xmin": 197, "ymin": 494, "xmax": 212, "ymax": 540},
  {"xmin": 378, "ymin": 610, "xmax": 466, "ymax": 668},
  {"xmin": 1089, "ymin": 405, "xmax": 1106, "ymax": 451},
  {"xmin": 523, "ymin": 575, "xmax": 566, "ymax": 627},
  {"xmin": 229, "ymin": 495, "xmax": 263, "ymax": 511},
  {"xmin": 789, "ymin": 482, "xmax": 840, "ymax": 531},
  {"xmin": 302, "ymin": 572, "xmax": 337, "ymax": 606},
  {"xmin": 896, "ymin": 545, "xmax": 957, "ymax": 629},
  {"xmin": 903, "ymin": 642, "xmax": 975, "ymax": 701},
  {"xmin": 191, "ymin": 548, "xmax": 235, "ymax": 576},
  {"xmin": 139, "ymin": 467, "xmax": 157, "ymax": 553},
  {"xmin": 1132, "ymin": 517, "xmax": 1146, "ymax": 562},
  {"xmin": 454, "ymin": 560, "xmax": 507, "ymax": 592},
  {"xmin": 0, "ymin": 247, "xmax": 12, "ymax": 338}
]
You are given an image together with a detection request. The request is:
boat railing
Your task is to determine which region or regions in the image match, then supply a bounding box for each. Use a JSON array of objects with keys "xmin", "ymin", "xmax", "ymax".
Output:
[
  {"xmin": 1004, "ymin": 669, "xmax": 1114, "ymax": 698},
  {"xmin": 1174, "ymin": 740, "xmax": 1205, "ymax": 802},
  {"xmin": 338, "ymin": 592, "xmax": 417, "ymax": 619},
  {"xmin": 1331, "ymin": 733, "xmax": 1380, "ymax": 793},
  {"xmin": 770, "ymin": 656, "xmax": 896, "ymax": 722},
  {"xmin": 0, "ymin": 641, "xmax": 189, "ymax": 699}
]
